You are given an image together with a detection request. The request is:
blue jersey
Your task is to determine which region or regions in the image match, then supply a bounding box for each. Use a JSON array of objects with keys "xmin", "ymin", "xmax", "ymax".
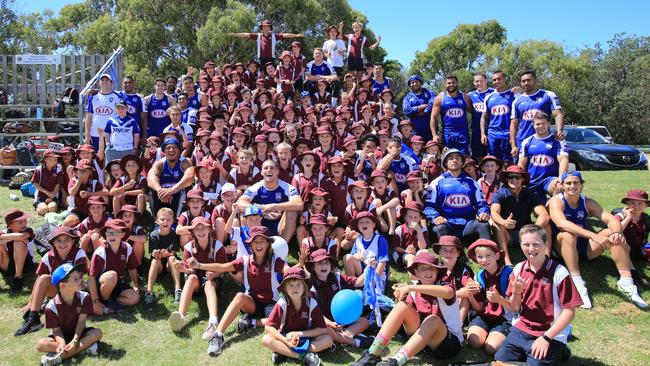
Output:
[
  {"xmin": 159, "ymin": 157, "xmax": 185, "ymax": 189},
  {"xmin": 181, "ymin": 107, "xmax": 198, "ymax": 127},
  {"xmin": 122, "ymin": 92, "xmax": 146, "ymax": 127},
  {"xmin": 511, "ymin": 89, "xmax": 561, "ymax": 147},
  {"xmin": 350, "ymin": 232, "xmax": 389, "ymax": 287},
  {"xmin": 424, "ymin": 172, "xmax": 489, "ymax": 225},
  {"xmin": 372, "ymin": 77, "xmax": 391, "ymax": 95},
  {"xmin": 484, "ymin": 89, "xmax": 515, "ymax": 140},
  {"xmin": 468, "ymin": 88, "xmax": 493, "ymax": 133},
  {"xmin": 402, "ymin": 88, "xmax": 435, "ymax": 141},
  {"xmin": 244, "ymin": 180, "xmax": 299, "ymax": 233},
  {"xmin": 188, "ymin": 92, "xmax": 200, "ymax": 110},
  {"xmin": 85, "ymin": 91, "xmax": 122, "ymax": 138},
  {"xmin": 560, "ymin": 193, "xmax": 588, "ymax": 227},
  {"xmin": 104, "ymin": 115, "xmax": 140, "ymax": 151},
  {"xmin": 440, "ymin": 92, "xmax": 469, "ymax": 135},
  {"xmin": 520, "ymin": 134, "xmax": 567, "ymax": 189},
  {"xmin": 389, "ymin": 155, "xmax": 419, "ymax": 192},
  {"xmin": 147, "ymin": 94, "xmax": 171, "ymax": 138},
  {"xmin": 305, "ymin": 60, "xmax": 335, "ymax": 77}
]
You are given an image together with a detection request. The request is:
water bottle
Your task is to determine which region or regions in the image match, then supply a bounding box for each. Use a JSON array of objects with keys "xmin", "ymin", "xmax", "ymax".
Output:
[
  {"xmin": 9, "ymin": 194, "xmax": 19, "ymax": 201},
  {"xmin": 36, "ymin": 107, "xmax": 43, "ymax": 119}
]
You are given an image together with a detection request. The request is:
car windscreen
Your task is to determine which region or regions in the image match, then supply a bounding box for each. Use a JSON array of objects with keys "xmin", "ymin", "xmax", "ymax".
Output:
[{"xmin": 564, "ymin": 128, "xmax": 610, "ymax": 144}]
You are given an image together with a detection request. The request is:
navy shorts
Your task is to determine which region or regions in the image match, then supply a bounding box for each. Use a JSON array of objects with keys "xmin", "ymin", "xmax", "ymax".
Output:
[
  {"xmin": 348, "ymin": 57, "xmax": 364, "ymax": 72},
  {"xmin": 443, "ymin": 132, "xmax": 470, "ymax": 156},
  {"xmin": 426, "ymin": 328, "xmax": 462, "ymax": 359},
  {"xmin": 245, "ymin": 298, "xmax": 276, "ymax": 319},
  {"xmin": 495, "ymin": 326, "xmax": 567, "ymax": 366},
  {"xmin": 469, "ymin": 314, "xmax": 511, "ymax": 336},
  {"xmin": 576, "ymin": 237, "xmax": 589, "ymax": 261},
  {"xmin": 96, "ymin": 277, "xmax": 131, "ymax": 302}
]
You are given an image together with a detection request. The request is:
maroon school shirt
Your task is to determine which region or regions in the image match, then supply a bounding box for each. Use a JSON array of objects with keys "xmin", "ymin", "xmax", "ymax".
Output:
[
  {"xmin": 31, "ymin": 165, "xmax": 65, "ymax": 201},
  {"xmin": 89, "ymin": 242, "xmax": 138, "ymax": 279},
  {"xmin": 266, "ymin": 298, "xmax": 326, "ymax": 332},
  {"xmin": 231, "ymin": 256, "xmax": 285, "ymax": 303},
  {"xmin": 182, "ymin": 240, "xmax": 227, "ymax": 279},
  {"xmin": 44, "ymin": 291, "xmax": 93, "ymax": 338}
]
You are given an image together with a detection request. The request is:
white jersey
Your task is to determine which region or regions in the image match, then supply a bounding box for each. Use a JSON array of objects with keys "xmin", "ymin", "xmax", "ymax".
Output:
[
  {"xmin": 322, "ymin": 39, "xmax": 346, "ymax": 67},
  {"xmin": 85, "ymin": 91, "xmax": 122, "ymax": 137}
]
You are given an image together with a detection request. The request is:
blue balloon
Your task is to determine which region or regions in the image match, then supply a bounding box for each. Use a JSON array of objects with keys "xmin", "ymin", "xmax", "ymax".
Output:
[{"xmin": 331, "ymin": 289, "xmax": 363, "ymax": 325}]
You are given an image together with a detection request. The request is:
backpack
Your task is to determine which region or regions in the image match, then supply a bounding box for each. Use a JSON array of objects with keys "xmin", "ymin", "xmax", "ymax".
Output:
[
  {"xmin": 16, "ymin": 140, "xmax": 36, "ymax": 166},
  {"xmin": 477, "ymin": 265, "xmax": 513, "ymax": 297}
]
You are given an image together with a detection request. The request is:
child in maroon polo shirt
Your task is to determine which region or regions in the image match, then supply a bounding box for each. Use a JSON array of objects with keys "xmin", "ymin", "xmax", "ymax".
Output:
[
  {"xmin": 0, "ymin": 209, "xmax": 36, "ymax": 293},
  {"xmin": 32, "ymin": 149, "xmax": 65, "ymax": 216},
  {"xmin": 185, "ymin": 226, "xmax": 290, "ymax": 357},
  {"xmin": 16, "ymin": 227, "xmax": 87, "ymax": 337},
  {"xmin": 116, "ymin": 205, "xmax": 147, "ymax": 266},
  {"xmin": 176, "ymin": 189, "xmax": 211, "ymax": 246},
  {"xmin": 168, "ymin": 217, "xmax": 227, "ymax": 355},
  {"xmin": 261, "ymin": 267, "xmax": 333, "ymax": 366},
  {"xmin": 465, "ymin": 239, "xmax": 513, "ymax": 356},
  {"xmin": 433, "ymin": 235, "xmax": 476, "ymax": 324},
  {"xmin": 320, "ymin": 156, "xmax": 354, "ymax": 228},
  {"xmin": 344, "ymin": 180, "xmax": 387, "ymax": 232},
  {"xmin": 305, "ymin": 249, "xmax": 371, "ymax": 349},
  {"xmin": 352, "ymin": 251, "xmax": 462, "ymax": 366},
  {"xmin": 64, "ymin": 159, "xmax": 109, "ymax": 228},
  {"xmin": 77, "ymin": 196, "xmax": 110, "ymax": 254},
  {"xmin": 36, "ymin": 263, "xmax": 102, "ymax": 366},
  {"xmin": 297, "ymin": 214, "xmax": 338, "ymax": 268},
  {"xmin": 613, "ymin": 189, "xmax": 650, "ymax": 266},
  {"xmin": 495, "ymin": 224, "xmax": 582, "ymax": 366},
  {"xmin": 87, "ymin": 219, "xmax": 140, "ymax": 315},
  {"xmin": 390, "ymin": 202, "xmax": 427, "ymax": 269}
]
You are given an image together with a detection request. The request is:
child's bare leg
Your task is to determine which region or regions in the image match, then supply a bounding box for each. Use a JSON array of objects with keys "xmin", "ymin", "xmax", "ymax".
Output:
[
  {"xmin": 167, "ymin": 257, "xmax": 182, "ymax": 290},
  {"xmin": 47, "ymin": 201, "xmax": 58, "ymax": 213},
  {"xmin": 216, "ymin": 292, "xmax": 256, "ymax": 333},
  {"xmin": 147, "ymin": 259, "xmax": 163, "ymax": 292},
  {"xmin": 98, "ymin": 271, "xmax": 118, "ymax": 301},
  {"xmin": 136, "ymin": 194, "xmax": 146, "ymax": 214},
  {"xmin": 261, "ymin": 334, "xmax": 300, "ymax": 358},
  {"xmin": 308, "ymin": 333, "xmax": 333, "ymax": 352},
  {"xmin": 467, "ymin": 326, "xmax": 488, "ymax": 350},
  {"xmin": 12, "ymin": 242, "xmax": 27, "ymax": 278},
  {"xmin": 204, "ymin": 280, "xmax": 219, "ymax": 318},
  {"xmin": 179, "ymin": 274, "xmax": 199, "ymax": 316}
]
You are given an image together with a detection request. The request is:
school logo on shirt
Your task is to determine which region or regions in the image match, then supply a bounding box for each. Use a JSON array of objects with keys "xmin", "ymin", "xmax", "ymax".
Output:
[
  {"xmin": 331, "ymin": 284, "xmax": 339, "ymax": 291},
  {"xmin": 541, "ymin": 277, "xmax": 550, "ymax": 285},
  {"xmin": 76, "ymin": 306, "xmax": 82, "ymax": 313},
  {"xmin": 444, "ymin": 194, "xmax": 470, "ymax": 208},
  {"xmin": 275, "ymin": 192, "xmax": 283, "ymax": 201},
  {"xmin": 301, "ymin": 311, "xmax": 309, "ymax": 319},
  {"xmin": 577, "ymin": 211, "xmax": 586, "ymax": 220},
  {"xmin": 120, "ymin": 255, "xmax": 126, "ymax": 260},
  {"xmin": 546, "ymin": 143, "xmax": 553, "ymax": 150},
  {"xmin": 128, "ymin": 105, "xmax": 136, "ymax": 114},
  {"xmin": 445, "ymin": 108, "xmax": 465, "ymax": 118},
  {"xmin": 151, "ymin": 109, "xmax": 166, "ymax": 118},
  {"xmin": 531, "ymin": 154, "xmax": 554, "ymax": 167}
]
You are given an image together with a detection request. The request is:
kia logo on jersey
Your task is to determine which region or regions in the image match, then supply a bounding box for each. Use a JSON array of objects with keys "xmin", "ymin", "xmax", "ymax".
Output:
[
  {"xmin": 473, "ymin": 103, "xmax": 485, "ymax": 112},
  {"xmin": 151, "ymin": 109, "xmax": 166, "ymax": 118},
  {"xmin": 445, "ymin": 194, "xmax": 470, "ymax": 208},
  {"xmin": 522, "ymin": 109, "xmax": 542, "ymax": 121},
  {"xmin": 491, "ymin": 105, "xmax": 509, "ymax": 116},
  {"xmin": 445, "ymin": 108, "xmax": 465, "ymax": 118},
  {"xmin": 531, "ymin": 154, "xmax": 554, "ymax": 167},
  {"xmin": 95, "ymin": 106, "xmax": 114, "ymax": 115}
]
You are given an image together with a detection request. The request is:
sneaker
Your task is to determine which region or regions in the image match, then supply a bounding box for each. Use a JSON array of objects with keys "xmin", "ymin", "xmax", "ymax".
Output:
[
  {"xmin": 40, "ymin": 352, "xmax": 62, "ymax": 366},
  {"xmin": 272, "ymin": 352, "xmax": 288, "ymax": 364},
  {"xmin": 354, "ymin": 334, "xmax": 375, "ymax": 349},
  {"xmin": 82, "ymin": 342, "xmax": 99, "ymax": 356},
  {"xmin": 10, "ymin": 277, "xmax": 23, "ymax": 294},
  {"xmin": 575, "ymin": 283, "xmax": 592, "ymax": 309},
  {"xmin": 173, "ymin": 289, "xmax": 182, "ymax": 305},
  {"xmin": 14, "ymin": 314, "xmax": 42, "ymax": 336},
  {"xmin": 236, "ymin": 315, "xmax": 255, "ymax": 334},
  {"xmin": 617, "ymin": 281, "xmax": 649, "ymax": 309},
  {"xmin": 202, "ymin": 323, "xmax": 218, "ymax": 341},
  {"xmin": 144, "ymin": 292, "xmax": 155, "ymax": 312},
  {"xmin": 169, "ymin": 311, "xmax": 188, "ymax": 332},
  {"xmin": 303, "ymin": 352, "xmax": 321, "ymax": 366},
  {"xmin": 350, "ymin": 350, "xmax": 382, "ymax": 366},
  {"xmin": 207, "ymin": 333, "xmax": 224, "ymax": 356},
  {"xmin": 377, "ymin": 358, "xmax": 399, "ymax": 366},
  {"xmin": 105, "ymin": 299, "xmax": 124, "ymax": 313}
]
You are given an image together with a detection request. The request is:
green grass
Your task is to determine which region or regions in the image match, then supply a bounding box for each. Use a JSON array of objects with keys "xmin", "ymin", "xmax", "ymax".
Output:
[{"xmin": 1, "ymin": 171, "xmax": 649, "ymax": 365}]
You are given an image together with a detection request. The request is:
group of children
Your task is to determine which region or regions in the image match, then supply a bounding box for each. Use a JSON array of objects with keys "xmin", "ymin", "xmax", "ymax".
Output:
[{"xmin": 1, "ymin": 17, "xmax": 649, "ymax": 366}]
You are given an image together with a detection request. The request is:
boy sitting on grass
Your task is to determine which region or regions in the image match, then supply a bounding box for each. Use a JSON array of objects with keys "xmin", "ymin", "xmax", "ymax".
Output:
[
  {"xmin": 0, "ymin": 209, "xmax": 36, "ymax": 294},
  {"xmin": 36, "ymin": 263, "xmax": 103, "ymax": 366}
]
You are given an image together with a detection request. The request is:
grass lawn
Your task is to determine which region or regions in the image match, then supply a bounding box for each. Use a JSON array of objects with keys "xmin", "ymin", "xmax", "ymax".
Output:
[{"xmin": 0, "ymin": 170, "xmax": 649, "ymax": 366}]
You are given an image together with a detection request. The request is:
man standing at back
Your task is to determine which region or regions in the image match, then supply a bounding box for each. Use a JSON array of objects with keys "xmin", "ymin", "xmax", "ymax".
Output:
[
  {"xmin": 510, "ymin": 70, "xmax": 564, "ymax": 159},
  {"xmin": 84, "ymin": 74, "xmax": 121, "ymax": 151},
  {"xmin": 468, "ymin": 73, "xmax": 493, "ymax": 159},
  {"xmin": 121, "ymin": 76, "xmax": 148, "ymax": 141},
  {"xmin": 481, "ymin": 71, "xmax": 515, "ymax": 163},
  {"xmin": 431, "ymin": 75, "xmax": 472, "ymax": 156},
  {"xmin": 402, "ymin": 75, "xmax": 435, "ymax": 142}
]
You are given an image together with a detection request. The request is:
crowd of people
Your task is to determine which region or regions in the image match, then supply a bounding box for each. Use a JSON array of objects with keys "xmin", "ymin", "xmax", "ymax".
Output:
[{"xmin": 1, "ymin": 19, "xmax": 649, "ymax": 366}]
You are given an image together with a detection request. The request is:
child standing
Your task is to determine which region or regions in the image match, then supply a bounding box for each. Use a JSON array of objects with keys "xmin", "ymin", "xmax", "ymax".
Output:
[
  {"xmin": 36, "ymin": 263, "xmax": 103, "ymax": 366},
  {"xmin": 495, "ymin": 224, "xmax": 582, "ymax": 365},
  {"xmin": 145, "ymin": 208, "xmax": 182, "ymax": 310},
  {"xmin": 261, "ymin": 267, "xmax": 333, "ymax": 366}
]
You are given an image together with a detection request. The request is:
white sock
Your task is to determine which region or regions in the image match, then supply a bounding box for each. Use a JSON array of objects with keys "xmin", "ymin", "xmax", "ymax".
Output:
[
  {"xmin": 216, "ymin": 330, "xmax": 223, "ymax": 337},
  {"xmin": 209, "ymin": 316, "xmax": 219, "ymax": 325},
  {"xmin": 572, "ymin": 275, "xmax": 585, "ymax": 288},
  {"xmin": 618, "ymin": 277, "xmax": 634, "ymax": 286}
]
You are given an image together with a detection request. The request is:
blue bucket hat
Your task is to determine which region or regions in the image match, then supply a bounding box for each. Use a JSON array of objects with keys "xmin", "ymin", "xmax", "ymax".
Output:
[
  {"xmin": 51, "ymin": 263, "xmax": 84, "ymax": 286},
  {"xmin": 407, "ymin": 75, "xmax": 423, "ymax": 84},
  {"xmin": 160, "ymin": 137, "xmax": 181, "ymax": 150},
  {"xmin": 244, "ymin": 205, "xmax": 263, "ymax": 217}
]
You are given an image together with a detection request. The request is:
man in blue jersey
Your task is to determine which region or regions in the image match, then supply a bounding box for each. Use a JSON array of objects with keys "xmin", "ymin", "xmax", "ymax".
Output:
[
  {"xmin": 145, "ymin": 78, "xmax": 177, "ymax": 139},
  {"xmin": 165, "ymin": 75, "xmax": 179, "ymax": 100},
  {"xmin": 121, "ymin": 76, "xmax": 147, "ymax": 142},
  {"xmin": 84, "ymin": 74, "xmax": 121, "ymax": 151},
  {"xmin": 147, "ymin": 138, "xmax": 195, "ymax": 216},
  {"xmin": 468, "ymin": 73, "xmax": 493, "ymax": 159},
  {"xmin": 177, "ymin": 92, "xmax": 198, "ymax": 128},
  {"xmin": 402, "ymin": 75, "xmax": 435, "ymax": 142},
  {"xmin": 181, "ymin": 76, "xmax": 200, "ymax": 110},
  {"xmin": 376, "ymin": 137, "xmax": 419, "ymax": 192},
  {"xmin": 237, "ymin": 160, "xmax": 303, "ymax": 238},
  {"xmin": 424, "ymin": 149, "xmax": 491, "ymax": 242},
  {"xmin": 371, "ymin": 63, "xmax": 391, "ymax": 94},
  {"xmin": 430, "ymin": 75, "xmax": 472, "ymax": 156},
  {"xmin": 510, "ymin": 70, "xmax": 564, "ymax": 158},
  {"xmin": 518, "ymin": 112, "xmax": 568, "ymax": 198},
  {"xmin": 304, "ymin": 48, "xmax": 339, "ymax": 102},
  {"xmin": 481, "ymin": 71, "xmax": 515, "ymax": 162},
  {"xmin": 549, "ymin": 171, "xmax": 647, "ymax": 309}
]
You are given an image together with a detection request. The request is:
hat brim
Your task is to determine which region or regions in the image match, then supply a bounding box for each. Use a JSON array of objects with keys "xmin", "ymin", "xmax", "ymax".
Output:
[
  {"xmin": 6, "ymin": 213, "xmax": 30, "ymax": 224},
  {"xmin": 499, "ymin": 171, "xmax": 530, "ymax": 186},
  {"xmin": 52, "ymin": 262, "xmax": 85, "ymax": 286},
  {"xmin": 407, "ymin": 260, "xmax": 445, "ymax": 275},
  {"xmin": 245, "ymin": 233, "xmax": 272, "ymax": 244},
  {"xmin": 278, "ymin": 276, "xmax": 311, "ymax": 292},
  {"xmin": 621, "ymin": 197, "xmax": 650, "ymax": 205}
]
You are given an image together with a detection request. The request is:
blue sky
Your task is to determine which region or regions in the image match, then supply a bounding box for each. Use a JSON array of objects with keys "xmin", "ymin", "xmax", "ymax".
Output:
[{"xmin": 17, "ymin": 0, "xmax": 650, "ymax": 68}]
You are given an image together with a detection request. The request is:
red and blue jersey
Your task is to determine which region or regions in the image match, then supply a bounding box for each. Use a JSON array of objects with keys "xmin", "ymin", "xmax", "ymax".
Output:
[
  {"xmin": 484, "ymin": 89, "xmax": 515, "ymax": 140},
  {"xmin": 511, "ymin": 89, "xmax": 561, "ymax": 147},
  {"xmin": 441, "ymin": 92, "xmax": 469, "ymax": 135},
  {"xmin": 424, "ymin": 172, "xmax": 489, "ymax": 225},
  {"xmin": 520, "ymin": 134, "xmax": 567, "ymax": 190}
]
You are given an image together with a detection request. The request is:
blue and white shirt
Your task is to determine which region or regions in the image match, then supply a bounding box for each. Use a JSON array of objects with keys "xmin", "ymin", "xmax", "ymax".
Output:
[
  {"xmin": 511, "ymin": 89, "xmax": 561, "ymax": 147},
  {"xmin": 104, "ymin": 115, "xmax": 140, "ymax": 151},
  {"xmin": 424, "ymin": 172, "xmax": 489, "ymax": 225},
  {"xmin": 484, "ymin": 89, "xmax": 515, "ymax": 140},
  {"xmin": 520, "ymin": 134, "xmax": 567, "ymax": 190},
  {"xmin": 389, "ymin": 155, "xmax": 419, "ymax": 192},
  {"xmin": 122, "ymin": 92, "xmax": 147, "ymax": 127},
  {"xmin": 181, "ymin": 107, "xmax": 198, "ymax": 127},
  {"xmin": 85, "ymin": 91, "xmax": 122, "ymax": 137}
]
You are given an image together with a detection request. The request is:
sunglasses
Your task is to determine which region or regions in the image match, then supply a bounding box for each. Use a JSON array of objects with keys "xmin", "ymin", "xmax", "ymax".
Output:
[{"xmin": 507, "ymin": 175, "xmax": 523, "ymax": 180}]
